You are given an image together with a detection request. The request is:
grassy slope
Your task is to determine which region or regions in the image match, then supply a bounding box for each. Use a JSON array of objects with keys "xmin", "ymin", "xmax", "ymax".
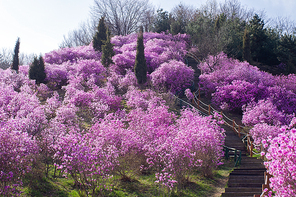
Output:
[{"xmin": 21, "ymin": 160, "xmax": 234, "ymax": 197}]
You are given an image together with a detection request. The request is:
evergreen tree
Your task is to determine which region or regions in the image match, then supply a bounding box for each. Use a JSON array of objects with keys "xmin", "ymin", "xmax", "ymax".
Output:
[
  {"xmin": 93, "ymin": 16, "xmax": 107, "ymax": 51},
  {"xmin": 153, "ymin": 9, "xmax": 171, "ymax": 33},
  {"xmin": 101, "ymin": 28, "xmax": 115, "ymax": 67},
  {"xmin": 277, "ymin": 34, "xmax": 296, "ymax": 74},
  {"xmin": 249, "ymin": 14, "xmax": 267, "ymax": 62},
  {"xmin": 243, "ymin": 28, "xmax": 251, "ymax": 63},
  {"xmin": 29, "ymin": 56, "xmax": 46, "ymax": 84},
  {"xmin": 134, "ymin": 28, "xmax": 147, "ymax": 85},
  {"xmin": 11, "ymin": 37, "xmax": 20, "ymax": 72}
]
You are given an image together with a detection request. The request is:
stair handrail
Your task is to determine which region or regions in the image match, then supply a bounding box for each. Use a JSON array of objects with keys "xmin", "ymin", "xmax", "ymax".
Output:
[
  {"xmin": 223, "ymin": 145, "xmax": 242, "ymax": 167},
  {"xmin": 193, "ymin": 88, "xmax": 248, "ymax": 138},
  {"xmin": 187, "ymin": 54, "xmax": 269, "ymax": 197},
  {"xmin": 186, "ymin": 51, "xmax": 201, "ymax": 64},
  {"xmin": 172, "ymin": 93, "xmax": 243, "ymax": 167}
]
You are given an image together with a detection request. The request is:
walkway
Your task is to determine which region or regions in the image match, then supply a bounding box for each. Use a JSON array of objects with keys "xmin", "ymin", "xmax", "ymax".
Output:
[{"xmin": 185, "ymin": 54, "xmax": 266, "ymax": 197}]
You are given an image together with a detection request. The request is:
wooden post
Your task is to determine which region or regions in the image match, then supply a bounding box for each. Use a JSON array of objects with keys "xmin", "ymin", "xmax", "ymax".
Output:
[
  {"xmin": 261, "ymin": 144, "xmax": 264, "ymax": 160},
  {"xmin": 250, "ymin": 141, "xmax": 254, "ymax": 157},
  {"xmin": 208, "ymin": 104, "xmax": 211, "ymax": 115},
  {"xmin": 232, "ymin": 120, "xmax": 235, "ymax": 133}
]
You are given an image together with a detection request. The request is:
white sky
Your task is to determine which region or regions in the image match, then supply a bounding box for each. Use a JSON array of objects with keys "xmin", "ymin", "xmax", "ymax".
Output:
[{"xmin": 1, "ymin": 0, "xmax": 296, "ymax": 55}]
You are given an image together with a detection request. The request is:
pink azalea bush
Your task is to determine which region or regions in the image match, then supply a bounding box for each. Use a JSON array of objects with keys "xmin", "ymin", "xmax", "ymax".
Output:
[
  {"xmin": 0, "ymin": 125, "xmax": 38, "ymax": 196},
  {"xmin": 212, "ymin": 80, "xmax": 265, "ymax": 112},
  {"xmin": 185, "ymin": 88, "xmax": 194, "ymax": 101},
  {"xmin": 242, "ymin": 99, "xmax": 292, "ymax": 127},
  {"xmin": 151, "ymin": 60, "xmax": 194, "ymax": 93},
  {"xmin": 53, "ymin": 129, "xmax": 117, "ymax": 195},
  {"xmin": 44, "ymin": 44, "xmax": 101, "ymax": 64},
  {"xmin": 263, "ymin": 125, "xmax": 296, "ymax": 197}
]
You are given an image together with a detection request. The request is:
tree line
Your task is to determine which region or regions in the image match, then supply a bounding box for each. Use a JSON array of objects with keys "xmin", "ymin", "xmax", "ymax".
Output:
[
  {"xmin": 60, "ymin": 0, "xmax": 296, "ymax": 75},
  {"xmin": 1, "ymin": 0, "xmax": 296, "ymax": 75}
]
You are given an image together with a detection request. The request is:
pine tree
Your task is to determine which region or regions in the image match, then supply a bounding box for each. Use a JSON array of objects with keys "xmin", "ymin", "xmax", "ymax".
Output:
[
  {"xmin": 101, "ymin": 28, "xmax": 115, "ymax": 67},
  {"xmin": 249, "ymin": 14, "xmax": 267, "ymax": 62},
  {"xmin": 134, "ymin": 27, "xmax": 147, "ymax": 85},
  {"xmin": 93, "ymin": 16, "xmax": 107, "ymax": 51},
  {"xmin": 11, "ymin": 37, "xmax": 20, "ymax": 72},
  {"xmin": 243, "ymin": 28, "xmax": 251, "ymax": 63},
  {"xmin": 29, "ymin": 56, "xmax": 46, "ymax": 84}
]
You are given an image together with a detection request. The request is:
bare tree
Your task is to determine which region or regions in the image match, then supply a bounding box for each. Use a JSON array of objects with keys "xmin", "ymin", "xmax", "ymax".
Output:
[
  {"xmin": 219, "ymin": 0, "xmax": 255, "ymax": 21},
  {"xmin": 141, "ymin": 7, "xmax": 155, "ymax": 32},
  {"xmin": 91, "ymin": 0, "xmax": 154, "ymax": 36},
  {"xmin": 271, "ymin": 16, "xmax": 296, "ymax": 36},
  {"xmin": 0, "ymin": 48, "xmax": 12, "ymax": 69},
  {"xmin": 171, "ymin": 3, "xmax": 195, "ymax": 22},
  {"xmin": 60, "ymin": 19, "xmax": 97, "ymax": 48},
  {"xmin": 170, "ymin": 3, "xmax": 195, "ymax": 34},
  {"xmin": 0, "ymin": 48, "xmax": 36, "ymax": 70}
]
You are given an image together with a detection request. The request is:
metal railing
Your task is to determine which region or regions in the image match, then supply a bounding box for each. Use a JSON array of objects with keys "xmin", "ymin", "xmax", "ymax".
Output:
[
  {"xmin": 172, "ymin": 92, "xmax": 243, "ymax": 167},
  {"xmin": 223, "ymin": 145, "xmax": 242, "ymax": 167}
]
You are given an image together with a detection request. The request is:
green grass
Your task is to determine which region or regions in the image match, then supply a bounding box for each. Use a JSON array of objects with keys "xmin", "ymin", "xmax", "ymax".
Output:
[{"xmin": 20, "ymin": 160, "xmax": 234, "ymax": 197}]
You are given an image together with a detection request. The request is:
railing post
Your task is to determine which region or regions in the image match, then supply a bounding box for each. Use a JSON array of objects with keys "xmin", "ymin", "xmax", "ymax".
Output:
[
  {"xmin": 232, "ymin": 120, "xmax": 235, "ymax": 133},
  {"xmin": 225, "ymin": 147, "xmax": 229, "ymax": 160},
  {"xmin": 261, "ymin": 143, "xmax": 264, "ymax": 160},
  {"xmin": 239, "ymin": 151, "xmax": 241, "ymax": 165},
  {"xmin": 250, "ymin": 141, "xmax": 254, "ymax": 157},
  {"xmin": 208, "ymin": 104, "xmax": 211, "ymax": 115}
]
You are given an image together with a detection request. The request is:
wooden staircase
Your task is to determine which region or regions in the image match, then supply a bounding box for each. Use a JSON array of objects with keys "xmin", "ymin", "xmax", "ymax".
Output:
[
  {"xmin": 222, "ymin": 126, "xmax": 265, "ymax": 197},
  {"xmin": 185, "ymin": 53, "xmax": 266, "ymax": 197}
]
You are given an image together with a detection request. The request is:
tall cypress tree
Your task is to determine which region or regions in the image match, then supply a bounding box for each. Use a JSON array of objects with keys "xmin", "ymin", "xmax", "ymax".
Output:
[
  {"xmin": 29, "ymin": 56, "xmax": 46, "ymax": 84},
  {"xmin": 11, "ymin": 37, "xmax": 20, "ymax": 72},
  {"xmin": 101, "ymin": 28, "xmax": 115, "ymax": 67},
  {"xmin": 93, "ymin": 16, "xmax": 107, "ymax": 51},
  {"xmin": 134, "ymin": 27, "xmax": 147, "ymax": 85},
  {"xmin": 243, "ymin": 28, "xmax": 251, "ymax": 63}
]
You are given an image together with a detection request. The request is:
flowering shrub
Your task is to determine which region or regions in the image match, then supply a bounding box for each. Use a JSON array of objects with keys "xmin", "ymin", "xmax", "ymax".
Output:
[
  {"xmin": 175, "ymin": 109, "xmax": 225, "ymax": 178},
  {"xmin": 0, "ymin": 126, "xmax": 38, "ymax": 196},
  {"xmin": 124, "ymin": 87, "xmax": 164, "ymax": 110},
  {"xmin": 242, "ymin": 99, "xmax": 292, "ymax": 127},
  {"xmin": 45, "ymin": 63, "xmax": 68, "ymax": 89},
  {"xmin": 53, "ymin": 129, "xmax": 117, "ymax": 195},
  {"xmin": 199, "ymin": 52, "xmax": 275, "ymax": 96},
  {"xmin": 151, "ymin": 60, "xmax": 194, "ymax": 93},
  {"xmin": 0, "ymin": 84, "xmax": 47, "ymax": 136},
  {"xmin": 249, "ymin": 123, "xmax": 281, "ymax": 146},
  {"xmin": 185, "ymin": 88, "xmax": 194, "ymax": 101},
  {"xmin": 267, "ymin": 86, "xmax": 296, "ymax": 115},
  {"xmin": 212, "ymin": 80, "xmax": 265, "ymax": 112},
  {"xmin": 44, "ymin": 44, "xmax": 101, "ymax": 64},
  {"xmin": 264, "ymin": 127, "xmax": 296, "ymax": 197}
]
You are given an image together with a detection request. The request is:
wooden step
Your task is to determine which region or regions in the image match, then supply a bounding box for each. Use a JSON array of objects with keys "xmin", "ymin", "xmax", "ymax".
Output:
[
  {"xmin": 229, "ymin": 176, "xmax": 264, "ymax": 181},
  {"xmin": 222, "ymin": 192, "xmax": 260, "ymax": 197},
  {"xmin": 228, "ymin": 179, "xmax": 264, "ymax": 184},
  {"xmin": 225, "ymin": 187, "xmax": 262, "ymax": 193},
  {"xmin": 230, "ymin": 171, "xmax": 265, "ymax": 176},
  {"xmin": 228, "ymin": 182, "xmax": 263, "ymax": 187}
]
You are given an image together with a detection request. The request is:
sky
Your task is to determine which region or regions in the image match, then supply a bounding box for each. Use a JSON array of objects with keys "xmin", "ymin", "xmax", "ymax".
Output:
[{"xmin": 1, "ymin": 0, "xmax": 296, "ymax": 55}]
